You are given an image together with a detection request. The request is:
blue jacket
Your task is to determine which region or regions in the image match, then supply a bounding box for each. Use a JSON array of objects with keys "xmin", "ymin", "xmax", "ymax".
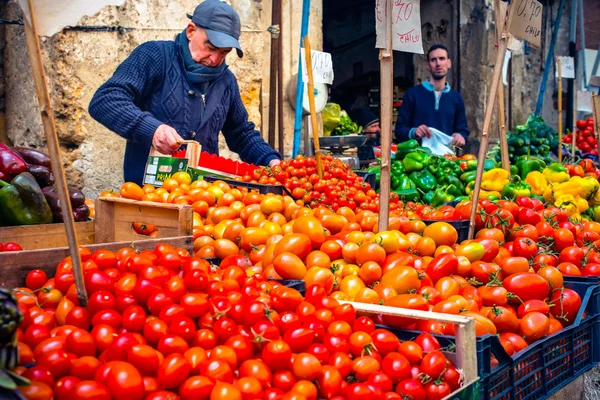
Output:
[
  {"xmin": 89, "ymin": 40, "xmax": 281, "ymax": 185},
  {"xmin": 394, "ymin": 80, "xmax": 470, "ymax": 144}
]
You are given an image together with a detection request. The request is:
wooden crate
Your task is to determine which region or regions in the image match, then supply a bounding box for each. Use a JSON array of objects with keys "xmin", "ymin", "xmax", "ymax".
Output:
[
  {"xmin": 0, "ymin": 236, "xmax": 193, "ymax": 289},
  {"xmin": 0, "ymin": 197, "xmax": 194, "ymax": 288},
  {"xmin": 0, "ymin": 221, "xmax": 95, "ymax": 250},
  {"xmin": 0, "ymin": 197, "xmax": 192, "ymax": 251},
  {"xmin": 341, "ymin": 301, "xmax": 479, "ymax": 400}
]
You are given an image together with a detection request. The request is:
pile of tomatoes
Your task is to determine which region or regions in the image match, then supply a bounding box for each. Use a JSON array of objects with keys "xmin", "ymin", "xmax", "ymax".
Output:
[
  {"xmin": 562, "ymin": 118, "xmax": 597, "ymax": 155},
  {"xmin": 15, "ymin": 244, "xmax": 465, "ymax": 400},
  {"xmin": 246, "ymin": 155, "xmax": 386, "ymax": 212}
]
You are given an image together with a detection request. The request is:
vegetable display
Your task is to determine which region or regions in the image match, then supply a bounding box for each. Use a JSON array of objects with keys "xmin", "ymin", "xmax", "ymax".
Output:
[
  {"xmin": 562, "ymin": 118, "xmax": 597, "ymax": 155},
  {"xmin": 0, "ymin": 145, "xmax": 90, "ymax": 226},
  {"xmin": 331, "ymin": 111, "xmax": 360, "ymax": 136}
]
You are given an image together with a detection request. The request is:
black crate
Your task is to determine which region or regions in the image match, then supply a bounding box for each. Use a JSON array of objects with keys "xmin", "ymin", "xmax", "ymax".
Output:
[
  {"xmin": 421, "ymin": 219, "xmax": 471, "ymax": 243},
  {"xmin": 203, "ymin": 175, "xmax": 293, "ymax": 196},
  {"xmin": 377, "ymin": 282, "xmax": 600, "ymax": 400},
  {"xmin": 356, "ymin": 171, "xmax": 376, "ymax": 188}
]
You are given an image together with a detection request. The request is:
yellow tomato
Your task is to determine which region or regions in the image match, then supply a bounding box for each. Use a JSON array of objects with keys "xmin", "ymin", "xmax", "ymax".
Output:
[
  {"xmin": 339, "ymin": 276, "xmax": 366, "ymax": 301},
  {"xmin": 172, "ymin": 171, "xmax": 192, "ymax": 186}
]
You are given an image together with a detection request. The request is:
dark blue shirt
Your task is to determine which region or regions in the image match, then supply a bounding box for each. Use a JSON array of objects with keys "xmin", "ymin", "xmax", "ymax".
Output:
[
  {"xmin": 88, "ymin": 40, "xmax": 281, "ymax": 185},
  {"xmin": 394, "ymin": 80, "xmax": 470, "ymax": 144}
]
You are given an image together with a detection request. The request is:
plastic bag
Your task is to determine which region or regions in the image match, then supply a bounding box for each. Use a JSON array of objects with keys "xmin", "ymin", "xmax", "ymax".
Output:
[
  {"xmin": 322, "ymin": 103, "xmax": 341, "ymax": 136},
  {"xmin": 422, "ymin": 128, "xmax": 455, "ymax": 156}
]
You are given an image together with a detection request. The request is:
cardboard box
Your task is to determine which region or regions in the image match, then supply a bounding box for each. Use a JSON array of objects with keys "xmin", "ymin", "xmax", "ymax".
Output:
[{"xmin": 143, "ymin": 156, "xmax": 188, "ymax": 186}]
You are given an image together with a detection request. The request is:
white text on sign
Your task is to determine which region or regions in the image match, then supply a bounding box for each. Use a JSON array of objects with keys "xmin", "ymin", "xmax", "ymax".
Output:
[
  {"xmin": 508, "ymin": 0, "xmax": 543, "ymax": 48},
  {"xmin": 375, "ymin": 0, "xmax": 424, "ymax": 54},
  {"xmin": 300, "ymin": 49, "xmax": 334, "ymax": 85}
]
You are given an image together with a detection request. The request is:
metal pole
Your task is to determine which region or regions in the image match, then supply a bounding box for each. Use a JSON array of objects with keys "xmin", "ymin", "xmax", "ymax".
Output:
[{"xmin": 578, "ymin": 0, "xmax": 587, "ymax": 88}]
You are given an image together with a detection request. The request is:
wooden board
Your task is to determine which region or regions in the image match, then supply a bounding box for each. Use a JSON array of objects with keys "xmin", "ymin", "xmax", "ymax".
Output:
[
  {"xmin": 0, "ymin": 236, "xmax": 193, "ymax": 289},
  {"xmin": 341, "ymin": 300, "xmax": 479, "ymax": 390},
  {"xmin": 0, "ymin": 221, "xmax": 95, "ymax": 250},
  {"xmin": 94, "ymin": 197, "xmax": 193, "ymax": 243}
]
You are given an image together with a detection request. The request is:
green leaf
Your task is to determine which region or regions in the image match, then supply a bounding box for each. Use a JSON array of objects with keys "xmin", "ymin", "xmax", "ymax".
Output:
[
  {"xmin": 0, "ymin": 369, "xmax": 17, "ymax": 390},
  {"xmin": 5, "ymin": 370, "xmax": 29, "ymax": 387}
]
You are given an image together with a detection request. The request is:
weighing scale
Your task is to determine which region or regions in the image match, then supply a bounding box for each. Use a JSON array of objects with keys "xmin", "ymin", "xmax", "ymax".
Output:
[{"xmin": 312, "ymin": 135, "xmax": 367, "ymax": 170}]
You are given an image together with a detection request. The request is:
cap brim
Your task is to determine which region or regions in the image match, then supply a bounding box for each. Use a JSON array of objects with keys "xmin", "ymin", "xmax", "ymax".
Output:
[{"xmin": 205, "ymin": 29, "xmax": 243, "ymax": 58}]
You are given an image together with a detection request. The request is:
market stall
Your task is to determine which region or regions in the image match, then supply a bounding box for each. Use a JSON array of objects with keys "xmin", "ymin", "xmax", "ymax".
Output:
[{"xmin": 1, "ymin": 0, "xmax": 600, "ymax": 399}]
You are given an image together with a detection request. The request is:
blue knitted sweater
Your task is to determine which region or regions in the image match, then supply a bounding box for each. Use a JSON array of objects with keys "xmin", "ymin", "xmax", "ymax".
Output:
[
  {"xmin": 394, "ymin": 80, "xmax": 470, "ymax": 144},
  {"xmin": 88, "ymin": 40, "xmax": 281, "ymax": 185}
]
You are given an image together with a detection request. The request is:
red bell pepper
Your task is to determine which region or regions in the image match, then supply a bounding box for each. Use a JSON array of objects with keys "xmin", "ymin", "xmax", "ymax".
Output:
[{"xmin": 0, "ymin": 142, "xmax": 28, "ymax": 178}]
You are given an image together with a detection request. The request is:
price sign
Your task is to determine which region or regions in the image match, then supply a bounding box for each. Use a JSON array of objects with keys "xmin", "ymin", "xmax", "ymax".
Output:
[
  {"xmin": 555, "ymin": 56, "xmax": 575, "ymax": 79},
  {"xmin": 508, "ymin": 0, "xmax": 543, "ymax": 48},
  {"xmin": 375, "ymin": 0, "xmax": 424, "ymax": 54},
  {"xmin": 301, "ymin": 49, "xmax": 334, "ymax": 85},
  {"xmin": 577, "ymin": 91, "xmax": 593, "ymax": 113}
]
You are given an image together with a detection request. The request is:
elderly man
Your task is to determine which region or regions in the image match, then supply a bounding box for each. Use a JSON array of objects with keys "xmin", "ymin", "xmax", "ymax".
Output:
[
  {"xmin": 89, "ymin": 0, "xmax": 281, "ymax": 185},
  {"xmin": 395, "ymin": 44, "xmax": 470, "ymax": 149}
]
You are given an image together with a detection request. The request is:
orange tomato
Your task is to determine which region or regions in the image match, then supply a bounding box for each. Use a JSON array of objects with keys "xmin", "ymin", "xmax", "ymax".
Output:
[
  {"xmin": 172, "ymin": 171, "xmax": 192, "ymax": 186},
  {"xmin": 161, "ymin": 178, "xmax": 180, "ymax": 192}
]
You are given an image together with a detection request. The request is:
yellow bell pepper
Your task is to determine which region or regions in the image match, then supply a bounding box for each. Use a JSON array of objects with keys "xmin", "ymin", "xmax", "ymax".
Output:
[
  {"xmin": 554, "ymin": 194, "xmax": 580, "ymax": 216},
  {"xmin": 543, "ymin": 184, "xmax": 554, "ymax": 203},
  {"xmin": 589, "ymin": 188, "xmax": 600, "ymax": 206},
  {"xmin": 552, "ymin": 179, "xmax": 583, "ymax": 199},
  {"xmin": 542, "ymin": 164, "xmax": 570, "ymax": 183},
  {"xmin": 581, "ymin": 176, "xmax": 600, "ymax": 199},
  {"xmin": 571, "ymin": 213, "xmax": 583, "ymax": 223},
  {"xmin": 481, "ymin": 168, "xmax": 510, "ymax": 192},
  {"xmin": 472, "ymin": 189, "xmax": 501, "ymax": 200},
  {"xmin": 574, "ymin": 196, "xmax": 589, "ymax": 213},
  {"xmin": 524, "ymin": 171, "xmax": 548, "ymax": 196}
]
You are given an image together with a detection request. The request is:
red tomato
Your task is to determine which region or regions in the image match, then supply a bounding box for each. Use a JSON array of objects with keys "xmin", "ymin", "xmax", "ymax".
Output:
[{"xmin": 158, "ymin": 353, "xmax": 192, "ymax": 389}]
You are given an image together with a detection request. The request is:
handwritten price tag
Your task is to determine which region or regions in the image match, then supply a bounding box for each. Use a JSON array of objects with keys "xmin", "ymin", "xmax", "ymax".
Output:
[
  {"xmin": 375, "ymin": 0, "xmax": 424, "ymax": 54},
  {"xmin": 300, "ymin": 49, "xmax": 334, "ymax": 85},
  {"xmin": 508, "ymin": 0, "xmax": 543, "ymax": 48},
  {"xmin": 555, "ymin": 56, "xmax": 575, "ymax": 79}
]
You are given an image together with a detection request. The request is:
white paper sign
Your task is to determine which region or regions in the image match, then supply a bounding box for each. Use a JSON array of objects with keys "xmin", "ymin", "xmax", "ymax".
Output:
[
  {"xmin": 301, "ymin": 49, "xmax": 334, "ymax": 85},
  {"xmin": 17, "ymin": 0, "xmax": 125, "ymax": 37},
  {"xmin": 577, "ymin": 91, "xmax": 593, "ymax": 113},
  {"xmin": 555, "ymin": 56, "xmax": 575, "ymax": 79},
  {"xmin": 375, "ymin": 0, "xmax": 424, "ymax": 54}
]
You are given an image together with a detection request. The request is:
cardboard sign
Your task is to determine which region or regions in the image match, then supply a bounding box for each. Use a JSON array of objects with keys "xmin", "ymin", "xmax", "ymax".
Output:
[
  {"xmin": 577, "ymin": 91, "xmax": 593, "ymax": 113},
  {"xmin": 301, "ymin": 49, "xmax": 334, "ymax": 85},
  {"xmin": 508, "ymin": 0, "xmax": 543, "ymax": 48},
  {"xmin": 555, "ymin": 56, "xmax": 575, "ymax": 79},
  {"xmin": 17, "ymin": 0, "xmax": 125, "ymax": 37},
  {"xmin": 375, "ymin": 0, "xmax": 424, "ymax": 54}
]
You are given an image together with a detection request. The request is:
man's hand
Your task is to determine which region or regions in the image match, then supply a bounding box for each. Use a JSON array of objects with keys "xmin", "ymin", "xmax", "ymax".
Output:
[
  {"xmin": 269, "ymin": 159, "xmax": 281, "ymax": 167},
  {"xmin": 414, "ymin": 125, "xmax": 432, "ymax": 139},
  {"xmin": 153, "ymin": 124, "xmax": 183, "ymax": 155},
  {"xmin": 451, "ymin": 133, "xmax": 466, "ymax": 147}
]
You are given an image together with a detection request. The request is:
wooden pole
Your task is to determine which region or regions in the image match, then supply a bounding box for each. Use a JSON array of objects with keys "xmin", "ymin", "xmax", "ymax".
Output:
[
  {"xmin": 468, "ymin": 4, "xmax": 512, "ymax": 240},
  {"xmin": 268, "ymin": 0, "xmax": 281, "ymax": 148},
  {"xmin": 23, "ymin": 0, "xmax": 87, "ymax": 306},
  {"xmin": 558, "ymin": 58, "xmax": 563, "ymax": 163},
  {"xmin": 494, "ymin": 0, "xmax": 510, "ymax": 172},
  {"xmin": 303, "ymin": 38, "xmax": 323, "ymax": 177},
  {"xmin": 377, "ymin": 0, "xmax": 393, "ymax": 233},
  {"xmin": 593, "ymin": 93, "xmax": 600, "ymax": 152},
  {"xmin": 277, "ymin": 1, "xmax": 285, "ymax": 156},
  {"xmin": 572, "ymin": 79, "xmax": 577, "ymax": 158}
]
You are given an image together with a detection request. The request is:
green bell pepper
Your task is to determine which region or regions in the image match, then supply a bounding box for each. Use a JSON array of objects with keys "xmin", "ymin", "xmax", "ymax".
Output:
[
  {"xmin": 395, "ymin": 139, "xmax": 420, "ymax": 160},
  {"xmin": 402, "ymin": 152, "xmax": 431, "ymax": 172},
  {"xmin": 409, "ymin": 170, "xmax": 437, "ymax": 192},
  {"xmin": 516, "ymin": 158, "xmax": 546, "ymax": 179},
  {"xmin": 460, "ymin": 170, "xmax": 477, "ymax": 184},
  {"xmin": 0, "ymin": 172, "xmax": 53, "ymax": 226},
  {"xmin": 464, "ymin": 160, "xmax": 478, "ymax": 171},
  {"xmin": 422, "ymin": 190, "xmax": 435, "ymax": 204},
  {"xmin": 430, "ymin": 186, "xmax": 455, "ymax": 207},
  {"xmin": 391, "ymin": 161, "xmax": 405, "ymax": 174},
  {"xmin": 586, "ymin": 205, "xmax": 600, "ymax": 222},
  {"xmin": 391, "ymin": 175, "xmax": 401, "ymax": 190},
  {"xmin": 398, "ymin": 175, "xmax": 415, "ymax": 190},
  {"xmin": 510, "ymin": 165, "xmax": 519, "ymax": 176},
  {"xmin": 393, "ymin": 188, "xmax": 421, "ymax": 202},
  {"xmin": 500, "ymin": 176, "xmax": 532, "ymax": 200},
  {"xmin": 446, "ymin": 183, "xmax": 464, "ymax": 198}
]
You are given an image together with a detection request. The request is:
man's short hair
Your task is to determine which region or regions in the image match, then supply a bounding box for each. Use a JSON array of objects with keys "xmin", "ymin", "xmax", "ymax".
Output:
[{"xmin": 427, "ymin": 44, "xmax": 450, "ymax": 61}]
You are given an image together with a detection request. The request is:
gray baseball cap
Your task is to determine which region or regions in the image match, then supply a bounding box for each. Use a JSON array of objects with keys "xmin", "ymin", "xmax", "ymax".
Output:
[{"xmin": 187, "ymin": 0, "xmax": 243, "ymax": 57}]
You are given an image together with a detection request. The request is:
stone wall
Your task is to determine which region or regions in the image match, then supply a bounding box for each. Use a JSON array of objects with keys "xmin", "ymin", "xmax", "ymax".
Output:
[{"xmin": 2, "ymin": 0, "xmax": 322, "ymax": 198}]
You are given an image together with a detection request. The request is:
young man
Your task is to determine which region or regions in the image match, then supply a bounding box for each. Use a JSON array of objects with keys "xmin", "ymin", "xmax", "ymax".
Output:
[
  {"xmin": 394, "ymin": 44, "xmax": 470, "ymax": 148},
  {"xmin": 89, "ymin": 0, "xmax": 281, "ymax": 185}
]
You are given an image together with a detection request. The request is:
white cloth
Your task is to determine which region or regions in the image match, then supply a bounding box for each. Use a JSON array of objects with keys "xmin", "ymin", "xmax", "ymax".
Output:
[{"xmin": 422, "ymin": 127, "xmax": 455, "ymax": 156}]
